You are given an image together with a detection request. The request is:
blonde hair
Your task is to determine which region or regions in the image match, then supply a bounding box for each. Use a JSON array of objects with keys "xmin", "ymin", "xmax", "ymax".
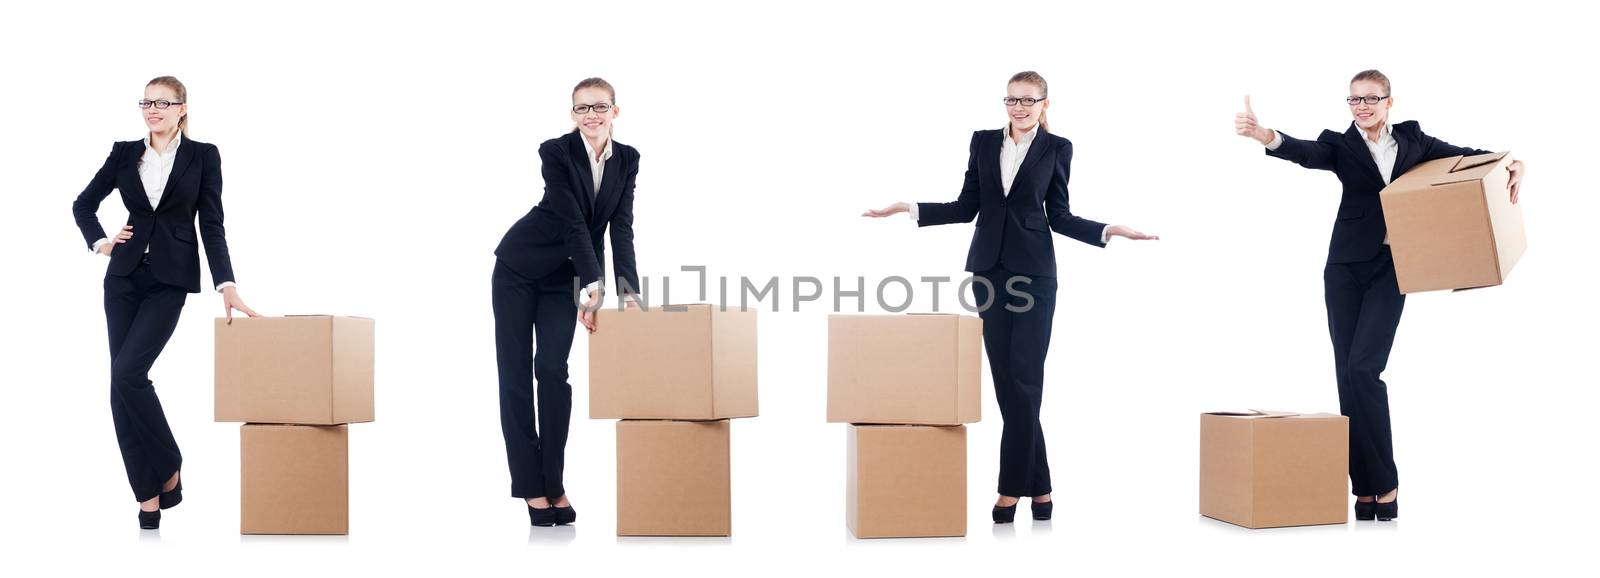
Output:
[
  {"xmin": 1350, "ymin": 69, "xmax": 1391, "ymax": 95},
  {"xmin": 1008, "ymin": 71, "xmax": 1049, "ymax": 132},
  {"xmin": 571, "ymin": 77, "xmax": 616, "ymax": 136},
  {"xmin": 146, "ymin": 76, "xmax": 189, "ymax": 136}
]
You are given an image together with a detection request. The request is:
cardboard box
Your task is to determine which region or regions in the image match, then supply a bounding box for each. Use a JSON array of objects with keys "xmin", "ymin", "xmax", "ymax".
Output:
[
  {"xmin": 827, "ymin": 314, "xmax": 981, "ymax": 425},
  {"xmin": 215, "ymin": 316, "xmax": 375, "ymax": 425},
  {"xmin": 240, "ymin": 424, "xmax": 348, "ymax": 535},
  {"xmin": 1199, "ymin": 411, "xmax": 1349, "ymax": 529},
  {"xmin": 846, "ymin": 424, "xmax": 966, "ymax": 538},
  {"xmin": 615, "ymin": 420, "xmax": 731, "ymax": 537},
  {"xmin": 589, "ymin": 305, "xmax": 757, "ymax": 420},
  {"xmin": 1380, "ymin": 151, "xmax": 1526, "ymax": 293}
]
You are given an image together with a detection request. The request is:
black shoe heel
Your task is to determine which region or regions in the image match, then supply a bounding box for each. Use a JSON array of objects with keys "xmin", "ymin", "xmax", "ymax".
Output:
[
  {"xmin": 1354, "ymin": 500, "xmax": 1376, "ymax": 521},
  {"xmin": 1031, "ymin": 499, "xmax": 1053, "ymax": 521},
  {"xmin": 553, "ymin": 505, "xmax": 576, "ymax": 526},
  {"xmin": 138, "ymin": 509, "xmax": 161, "ymax": 530},
  {"xmin": 159, "ymin": 479, "xmax": 183, "ymax": 510},
  {"xmin": 992, "ymin": 503, "xmax": 1017, "ymax": 524},
  {"xmin": 528, "ymin": 505, "xmax": 557, "ymax": 527},
  {"xmin": 1375, "ymin": 499, "xmax": 1398, "ymax": 521}
]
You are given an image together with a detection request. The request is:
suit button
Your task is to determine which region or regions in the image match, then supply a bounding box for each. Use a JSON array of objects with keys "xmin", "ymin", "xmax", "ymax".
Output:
[{"xmin": 1000, "ymin": 201, "xmax": 1007, "ymax": 208}]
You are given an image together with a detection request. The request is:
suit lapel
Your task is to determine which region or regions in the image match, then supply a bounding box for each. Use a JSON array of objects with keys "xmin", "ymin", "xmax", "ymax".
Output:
[
  {"xmin": 1007, "ymin": 129, "xmax": 1051, "ymax": 198},
  {"xmin": 983, "ymin": 130, "xmax": 1004, "ymax": 199},
  {"xmin": 1392, "ymin": 126, "xmax": 1417, "ymax": 177},
  {"xmin": 121, "ymin": 145, "xmax": 155, "ymax": 213},
  {"xmin": 155, "ymin": 140, "xmax": 196, "ymax": 212},
  {"xmin": 592, "ymin": 149, "xmax": 623, "ymax": 222},
  {"xmin": 565, "ymin": 132, "xmax": 595, "ymax": 217},
  {"xmin": 1343, "ymin": 124, "xmax": 1385, "ymax": 185}
]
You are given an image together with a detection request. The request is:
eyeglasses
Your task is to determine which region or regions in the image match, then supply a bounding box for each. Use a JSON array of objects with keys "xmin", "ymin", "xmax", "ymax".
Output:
[
  {"xmin": 138, "ymin": 99, "xmax": 183, "ymax": 109},
  {"xmin": 572, "ymin": 103, "xmax": 613, "ymax": 114},
  {"xmin": 1003, "ymin": 97, "xmax": 1046, "ymax": 107},
  {"xmin": 1346, "ymin": 95, "xmax": 1390, "ymax": 106}
]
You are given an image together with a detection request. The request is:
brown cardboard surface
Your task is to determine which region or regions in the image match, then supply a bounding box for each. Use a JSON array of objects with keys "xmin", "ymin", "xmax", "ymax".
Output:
[
  {"xmin": 215, "ymin": 316, "xmax": 375, "ymax": 425},
  {"xmin": 1380, "ymin": 151, "xmax": 1525, "ymax": 293},
  {"xmin": 589, "ymin": 305, "xmax": 758, "ymax": 420},
  {"xmin": 846, "ymin": 425, "xmax": 966, "ymax": 538},
  {"xmin": 1199, "ymin": 411, "xmax": 1349, "ymax": 529},
  {"xmin": 827, "ymin": 314, "xmax": 981, "ymax": 425},
  {"xmin": 240, "ymin": 424, "xmax": 349, "ymax": 535},
  {"xmin": 616, "ymin": 420, "xmax": 732, "ymax": 536}
]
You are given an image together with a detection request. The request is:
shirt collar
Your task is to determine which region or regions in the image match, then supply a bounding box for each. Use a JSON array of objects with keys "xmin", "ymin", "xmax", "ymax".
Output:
[
  {"xmin": 1004, "ymin": 122, "xmax": 1041, "ymax": 147},
  {"xmin": 144, "ymin": 131, "xmax": 182, "ymax": 155},
  {"xmin": 580, "ymin": 133, "xmax": 613, "ymax": 163},
  {"xmin": 1356, "ymin": 121, "xmax": 1393, "ymax": 146}
]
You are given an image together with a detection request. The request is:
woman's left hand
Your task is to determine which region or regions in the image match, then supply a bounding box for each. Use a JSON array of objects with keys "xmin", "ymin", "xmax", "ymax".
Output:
[
  {"xmin": 1507, "ymin": 160, "xmax": 1526, "ymax": 204},
  {"xmin": 1107, "ymin": 225, "xmax": 1159, "ymax": 241},
  {"xmin": 222, "ymin": 286, "xmax": 260, "ymax": 322}
]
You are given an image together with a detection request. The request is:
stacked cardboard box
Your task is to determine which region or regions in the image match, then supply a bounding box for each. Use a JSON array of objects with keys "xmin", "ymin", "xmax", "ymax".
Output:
[
  {"xmin": 1198, "ymin": 410, "xmax": 1348, "ymax": 529},
  {"xmin": 1379, "ymin": 151, "xmax": 1526, "ymax": 293},
  {"xmin": 215, "ymin": 315, "xmax": 375, "ymax": 535},
  {"xmin": 589, "ymin": 304, "xmax": 757, "ymax": 537},
  {"xmin": 828, "ymin": 314, "xmax": 980, "ymax": 538}
]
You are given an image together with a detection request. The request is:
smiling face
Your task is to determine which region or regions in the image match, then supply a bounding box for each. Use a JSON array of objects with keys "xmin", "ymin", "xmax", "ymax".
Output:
[
  {"xmin": 1349, "ymin": 79, "xmax": 1391, "ymax": 131},
  {"xmin": 142, "ymin": 83, "xmax": 186, "ymax": 136},
  {"xmin": 571, "ymin": 86, "xmax": 617, "ymax": 140},
  {"xmin": 1005, "ymin": 81, "xmax": 1048, "ymax": 131}
]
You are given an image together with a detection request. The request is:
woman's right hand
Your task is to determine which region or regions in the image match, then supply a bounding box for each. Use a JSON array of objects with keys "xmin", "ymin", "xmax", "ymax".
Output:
[
  {"xmin": 578, "ymin": 290, "xmax": 600, "ymax": 333},
  {"xmin": 99, "ymin": 225, "xmax": 134, "ymax": 255},
  {"xmin": 1235, "ymin": 96, "xmax": 1275, "ymax": 146},
  {"xmin": 862, "ymin": 202, "xmax": 910, "ymax": 218}
]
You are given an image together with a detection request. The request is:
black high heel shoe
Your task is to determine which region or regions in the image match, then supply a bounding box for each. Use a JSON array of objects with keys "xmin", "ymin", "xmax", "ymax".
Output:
[
  {"xmin": 553, "ymin": 504, "xmax": 577, "ymax": 526},
  {"xmin": 159, "ymin": 478, "xmax": 183, "ymax": 510},
  {"xmin": 992, "ymin": 502, "xmax": 1017, "ymax": 524},
  {"xmin": 138, "ymin": 509, "xmax": 161, "ymax": 530},
  {"xmin": 1375, "ymin": 498, "xmax": 1399, "ymax": 521},
  {"xmin": 1031, "ymin": 499, "xmax": 1053, "ymax": 521},
  {"xmin": 528, "ymin": 504, "xmax": 557, "ymax": 527},
  {"xmin": 1354, "ymin": 499, "xmax": 1376, "ymax": 521}
]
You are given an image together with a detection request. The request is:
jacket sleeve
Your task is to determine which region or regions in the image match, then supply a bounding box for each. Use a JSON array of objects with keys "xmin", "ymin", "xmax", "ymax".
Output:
[
  {"xmin": 540, "ymin": 141, "xmax": 604, "ymax": 287},
  {"xmin": 609, "ymin": 151, "xmax": 640, "ymax": 296},
  {"xmin": 1415, "ymin": 123, "xmax": 1495, "ymax": 161},
  {"xmin": 197, "ymin": 144, "xmax": 236, "ymax": 287},
  {"xmin": 1045, "ymin": 139, "xmax": 1108, "ymax": 247},
  {"xmin": 71, "ymin": 143, "xmax": 121, "ymax": 250},
  {"xmin": 1265, "ymin": 130, "xmax": 1339, "ymax": 172},
  {"xmin": 915, "ymin": 131, "xmax": 983, "ymax": 227}
]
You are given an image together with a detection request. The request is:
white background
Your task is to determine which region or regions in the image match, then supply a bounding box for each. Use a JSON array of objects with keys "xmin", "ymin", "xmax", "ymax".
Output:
[{"xmin": 3, "ymin": 0, "xmax": 1596, "ymax": 575}]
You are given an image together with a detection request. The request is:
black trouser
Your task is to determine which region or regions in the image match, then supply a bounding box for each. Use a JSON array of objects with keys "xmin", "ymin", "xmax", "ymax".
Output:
[
  {"xmin": 492, "ymin": 259, "xmax": 580, "ymax": 500},
  {"xmin": 104, "ymin": 256, "xmax": 188, "ymax": 502},
  {"xmin": 973, "ymin": 266, "xmax": 1059, "ymax": 498},
  {"xmin": 1324, "ymin": 246, "xmax": 1406, "ymax": 497}
]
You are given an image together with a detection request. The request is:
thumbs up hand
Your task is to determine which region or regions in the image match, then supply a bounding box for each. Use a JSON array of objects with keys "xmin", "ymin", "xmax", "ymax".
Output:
[{"xmin": 1235, "ymin": 95, "xmax": 1275, "ymax": 146}]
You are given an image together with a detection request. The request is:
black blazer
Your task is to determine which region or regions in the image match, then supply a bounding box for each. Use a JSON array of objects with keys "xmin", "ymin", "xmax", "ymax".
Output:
[
  {"xmin": 917, "ymin": 128, "xmax": 1107, "ymax": 277},
  {"xmin": 1267, "ymin": 120, "xmax": 1491, "ymax": 264},
  {"xmin": 495, "ymin": 131, "xmax": 640, "ymax": 292},
  {"xmin": 71, "ymin": 138, "xmax": 235, "ymax": 293}
]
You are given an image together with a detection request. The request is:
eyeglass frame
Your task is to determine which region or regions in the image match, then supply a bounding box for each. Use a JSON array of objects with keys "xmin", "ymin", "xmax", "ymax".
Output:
[
  {"xmin": 1002, "ymin": 96, "xmax": 1047, "ymax": 107},
  {"xmin": 572, "ymin": 102, "xmax": 614, "ymax": 114},
  {"xmin": 1346, "ymin": 95, "xmax": 1390, "ymax": 106},
  {"xmin": 137, "ymin": 99, "xmax": 184, "ymax": 110}
]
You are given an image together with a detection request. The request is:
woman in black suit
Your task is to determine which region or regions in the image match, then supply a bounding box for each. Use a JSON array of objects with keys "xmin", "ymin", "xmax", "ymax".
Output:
[
  {"xmin": 1236, "ymin": 69, "xmax": 1526, "ymax": 521},
  {"xmin": 865, "ymin": 71, "xmax": 1157, "ymax": 523},
  {"xmin": 71, "ymin": 76, "xmax": 259, "ymax": 529},
  {"xmin": 493, "ymin": 77, "xmax": 641, "ymax": 527}
]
